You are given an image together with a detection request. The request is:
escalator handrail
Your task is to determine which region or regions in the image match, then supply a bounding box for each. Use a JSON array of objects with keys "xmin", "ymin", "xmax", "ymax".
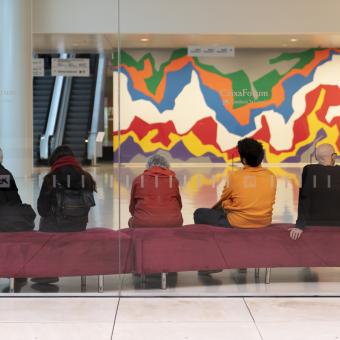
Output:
[
  {"xmin": 87, "ymin": 54, "xmax": 106, "ymax": 160},
  {"xmin": 40, "ymin": 53, "xmax": 68, "ymax": 160}
]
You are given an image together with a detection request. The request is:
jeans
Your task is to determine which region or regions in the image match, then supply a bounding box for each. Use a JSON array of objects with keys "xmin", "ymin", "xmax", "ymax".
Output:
[{"xmin": 193, "ymin": 207, "xmax": 231, "ymax": 227}]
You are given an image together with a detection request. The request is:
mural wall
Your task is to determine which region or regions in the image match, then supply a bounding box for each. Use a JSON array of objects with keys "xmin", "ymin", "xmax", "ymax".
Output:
[{"xmin": 113, "ymin": 48, "xmax": 340, "ymax": 163}]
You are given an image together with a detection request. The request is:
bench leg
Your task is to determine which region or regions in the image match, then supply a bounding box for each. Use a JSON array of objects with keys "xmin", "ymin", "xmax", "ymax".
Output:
[
  {"xmin": 9, "ymin": 278, "xmax": 15, "ymax": 293},
  {"xmin": 255, "ymin": 268, "xmax": 260, "ymax": 280},
  {"xmin": 98, "ymin": 275, "xmax": 104, "ymax": 293},
  {"xmin": 161, "ymin": 272, "xmax": 167, "ymax": 290},
  {"xmin": 81, "ymin": 276, "xmax": 87, "ymax": 292},
  {"xmin": 265, "ymin": 268, "xmax": 271, "ymax": 284},
  {"xmin": 140, "ymin": 274, "xmax": 146, "ymax": 289}
]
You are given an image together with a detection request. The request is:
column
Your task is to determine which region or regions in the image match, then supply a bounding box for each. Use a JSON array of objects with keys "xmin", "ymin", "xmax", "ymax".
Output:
[{"xmin": 0, "ymin": 0, "xmax": 32, "ymax": 177}]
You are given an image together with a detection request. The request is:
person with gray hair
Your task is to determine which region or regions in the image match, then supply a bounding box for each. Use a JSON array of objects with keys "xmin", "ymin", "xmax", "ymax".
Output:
[
  {"xmin": 290, "ymin": 143, "xmax": 340, "ymax": 240},
  {"xmin": 0, "ymin": 147, "xmax": 22, "ymax": 206},
  {"xmin": 129, "ymin": 154, "xmax": 183, "ymax": 228},
  {"xmin": 146, "ymin": 154, "xmax": 170, "ymax": 169}
]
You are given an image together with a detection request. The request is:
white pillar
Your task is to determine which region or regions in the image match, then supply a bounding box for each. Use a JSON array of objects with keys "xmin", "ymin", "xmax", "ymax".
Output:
[{"xmin": 0, "ymin": 0, "xmax": 32, "ymax": 177}]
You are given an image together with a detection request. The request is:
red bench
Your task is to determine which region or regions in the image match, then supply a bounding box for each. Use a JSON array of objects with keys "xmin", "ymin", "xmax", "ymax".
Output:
[
  {"xmin": 127, "ymin": 224, "xmax": 340, "ymax": 289},
  {"xmin": 0, "ymin": 228, "xmax": 133, "ymax": 293},
  {"xmin": 3, "ymin": 224, "xmax": 340, "ymax": 292}
]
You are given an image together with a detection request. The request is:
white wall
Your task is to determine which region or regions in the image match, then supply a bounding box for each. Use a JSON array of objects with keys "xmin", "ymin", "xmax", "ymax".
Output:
[
  {"xmin": 33, "ymin": 0, "xmax": 116, "ymax": 33},
  {"xmin": 33, "ymin": 0, "xmax": 340, "ymax": 34}
]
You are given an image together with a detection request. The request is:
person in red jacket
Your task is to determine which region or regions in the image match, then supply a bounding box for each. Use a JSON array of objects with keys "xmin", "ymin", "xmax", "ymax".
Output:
[{"xmin": 129, "ymin": 154, "xmax": 183, "ymax": 228}]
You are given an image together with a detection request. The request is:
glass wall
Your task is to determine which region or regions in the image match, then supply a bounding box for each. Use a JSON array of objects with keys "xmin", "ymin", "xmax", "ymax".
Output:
[
  {"xmin": 1, "ymin": 0, "xmax": 340, "ymax": 297},
  {"xmin": 115, "ymin": 4, "xmax": 340, "ymax": 296}
]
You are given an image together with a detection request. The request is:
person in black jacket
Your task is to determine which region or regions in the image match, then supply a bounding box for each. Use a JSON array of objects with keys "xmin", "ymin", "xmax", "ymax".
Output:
[
  {"xmin": 0, "ymin": 147, "xmax": 35, "ymax": 232},
  {"xmin": 290, "ymin": 144, "xmax": 340, "ymax": 240},
  {"xmin": 37, "ymin": 145, "xmax": 96, "ymax": 232},
  {"xmin": 0, "ymin": 147, "xmax": 22, "ymax": 206},
  {"xmin": 32, "ymin": 146, "xmax": 97, "ymax": 285}
]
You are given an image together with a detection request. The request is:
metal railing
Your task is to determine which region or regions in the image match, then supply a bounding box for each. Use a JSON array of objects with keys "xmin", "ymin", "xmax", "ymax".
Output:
[
  {"xmin": 87, "ymin": 54, "xmax": 106, "ymax": 163},
  {"xmin": 39, "ymin": 53, "xmax": 68, "ymax": 159}
]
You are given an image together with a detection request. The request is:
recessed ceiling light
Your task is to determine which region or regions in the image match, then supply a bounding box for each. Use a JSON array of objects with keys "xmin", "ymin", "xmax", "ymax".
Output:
[
  {"xmin": 290, "ymin": 38, "xmax": 298, "ymax": 42},
  {"xmin": 140, "ymin": 38, "xmax": 149, "ymax": 43}
]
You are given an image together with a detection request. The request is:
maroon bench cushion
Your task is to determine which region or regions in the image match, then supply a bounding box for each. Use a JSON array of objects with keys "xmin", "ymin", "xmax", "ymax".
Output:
[
  {"xmin": 125, "ymin": 225, "xmax": 226, "ymax": 274},
  {"xmin": 128, "ymin": 224, "xmax": 340, "ymax": 274},
  {"xmin": 213, "ymin": 224, "xmax": 328, "ymax": 268},
  {"xmin": 0, "ymin": 232, "xmax": 51, "ymax": 277},
  {"xmin": 0, "ymin": 228, "xmax": 133, "ymax": 278}
]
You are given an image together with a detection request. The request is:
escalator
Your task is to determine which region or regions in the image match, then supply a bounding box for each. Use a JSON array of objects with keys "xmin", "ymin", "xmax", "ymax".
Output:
[
  {"xmin": 62, "ymin": 54, "xmax": 99, "ymax": 162},
  {"xmin": 33, "ymin": 55, "xmax": 56, "ymax": 164}
]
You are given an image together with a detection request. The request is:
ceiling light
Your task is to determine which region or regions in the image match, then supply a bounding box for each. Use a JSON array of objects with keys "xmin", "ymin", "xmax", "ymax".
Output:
[
  {"xmin": 140, "ymin": 38, "xmax": 149, "ymax": 43},
  {"xmin": 290, "ymin": 38, "xmax": 298, "ymax": 42}
]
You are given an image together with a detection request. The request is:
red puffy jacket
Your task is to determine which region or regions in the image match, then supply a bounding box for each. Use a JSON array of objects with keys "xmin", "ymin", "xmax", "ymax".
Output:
[{"xmin": 129, "ymin": 166, "xmax": 183, "ymax": 228}]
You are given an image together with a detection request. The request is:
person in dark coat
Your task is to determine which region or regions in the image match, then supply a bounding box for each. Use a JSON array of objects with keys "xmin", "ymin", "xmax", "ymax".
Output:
[
  {"xmin": 129, "ymin": 154, "xmax": 183, "ymax": 228},
  {"xmin": 290, "ymin": 143, "xmax": 340, "ymax": 240},
  {"xmin": 0, "ymin": 147, "xmax": 35, "ymax": 232},
  {"xmin": 32, "ymin": 145, "xmax": 96, "ymax": 285},
  {"xmin": 38, "ymin": 145, "xmax": 96, "ymax": 232},
  {"xmin": 0, "ymin": 147, "xmax": 22, "ymax": 206}
]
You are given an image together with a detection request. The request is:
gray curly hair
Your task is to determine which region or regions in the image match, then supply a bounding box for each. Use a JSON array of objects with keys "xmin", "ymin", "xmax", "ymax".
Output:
[
  {"xmin": 146, "ymin": 154, "xmax": 170, "ymax": 169},
  {"xmin": 0, "ymin": 148, "xmax": 3, "ymax": 163}
]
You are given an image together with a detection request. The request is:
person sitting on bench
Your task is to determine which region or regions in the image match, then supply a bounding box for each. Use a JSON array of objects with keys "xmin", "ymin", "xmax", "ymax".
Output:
[
  {"xmin": 0, "ymin": 147, "xmax": 35, "ymax": 233},
  {"xmin": 129, "ymin": 154, "xmax": 183, "ymax": 228},
  {"xmin": 37, "ymin": 145, "xmax": 96, "ymax": 233},
  {"xmin": 290, "ymin": 143, "xmax": 340, "ymax": 240},
  {"xmin": 0, "ymin": 147, "xmax": 22, "ymax": 206},
  {"xmin": 194, "ymin": 138, "xmax": 277, "ymax": 228}
]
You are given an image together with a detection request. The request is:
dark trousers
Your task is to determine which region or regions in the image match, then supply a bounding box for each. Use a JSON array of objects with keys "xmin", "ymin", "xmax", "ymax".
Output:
[{"xmin": 193, "ymin": 207, "xmax": 231, "ymax": 227}]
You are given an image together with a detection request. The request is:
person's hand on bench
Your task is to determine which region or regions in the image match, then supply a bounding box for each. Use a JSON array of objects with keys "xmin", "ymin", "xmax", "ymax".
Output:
[{"xmin": 289, "ymin": 227, "xmax": 303, "ymax": 240}]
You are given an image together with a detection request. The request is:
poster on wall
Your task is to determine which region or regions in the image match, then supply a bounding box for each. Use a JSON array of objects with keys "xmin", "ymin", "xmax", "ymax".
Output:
[
  {"xmin": 51, "ymin": 58, "xmax": 90, "ymax": 77},
  {"xmin": 112, "ymin": 48, "xmax": 340, "ymax": 163},
  {"xmin": 32, "ymin": 58, "xmax": 45, "ymax": 77}
]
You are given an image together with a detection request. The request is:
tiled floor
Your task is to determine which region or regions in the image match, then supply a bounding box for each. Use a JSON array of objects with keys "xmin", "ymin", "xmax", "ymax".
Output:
[{"xmin": 1, "ymin": 297, "xmax": 340, "ymax": 339}]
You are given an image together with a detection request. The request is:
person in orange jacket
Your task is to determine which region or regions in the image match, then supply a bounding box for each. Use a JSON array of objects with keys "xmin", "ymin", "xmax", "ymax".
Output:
[{"xmin": 194, "ymin": 138, "xmax": 277, "ymax": 229}]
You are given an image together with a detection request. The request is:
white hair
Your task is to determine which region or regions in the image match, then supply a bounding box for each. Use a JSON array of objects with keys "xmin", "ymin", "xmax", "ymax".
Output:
[
  {"xmin": 146, "ymin": 154, "xmax": 170, "ymax": 169},
  {"xmin": 315, "ymin": 143, "xmax": 336, "ymax": 165},
  {"xmin": 0, "ymin": 148, "xmax": 3, "ymax": 163}
]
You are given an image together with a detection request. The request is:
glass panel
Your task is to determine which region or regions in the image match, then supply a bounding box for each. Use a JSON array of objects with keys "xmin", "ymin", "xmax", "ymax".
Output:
[
  {"xmin": 116, "ymin": 4, "xmax": 340, "ymax": 297},
  {"xmin": 0, "ymin": 0, "xmax": 121, "ymax": 297}
]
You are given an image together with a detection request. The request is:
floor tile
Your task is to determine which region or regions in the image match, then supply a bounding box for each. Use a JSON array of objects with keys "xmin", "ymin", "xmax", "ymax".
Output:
[
  {"xmin": 112, "ymin": 322, "xmax": 261, "ymax": 340},
  {"xmin": 116, "ymin": 298, "xmax": 253, "ymax": 323},
  {"xmin": 0, "ymin": 298, "xmax": 118, "ymax": 323},
  {"xmin": 0, "ymin": 322, "xmax": 113, "ymax": 340},
  {"xmin": 245, "ymin": 298, "xmax": 340, "ymax": 322},
  {"xmin": 257, "ymin": 321, "xmax": 340, "ymax": 340}
]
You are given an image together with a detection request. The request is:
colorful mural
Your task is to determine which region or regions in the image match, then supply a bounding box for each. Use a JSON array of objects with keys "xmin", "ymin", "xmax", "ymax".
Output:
[{"xmin": 113, "ymin": 48, "xmax": 340, "ymax": 163}]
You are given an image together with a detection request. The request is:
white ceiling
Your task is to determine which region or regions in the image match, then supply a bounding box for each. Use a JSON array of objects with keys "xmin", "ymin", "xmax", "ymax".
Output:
[{"xmin": 33, "ymin": 33, "xmax": 340, "ymax": 52}]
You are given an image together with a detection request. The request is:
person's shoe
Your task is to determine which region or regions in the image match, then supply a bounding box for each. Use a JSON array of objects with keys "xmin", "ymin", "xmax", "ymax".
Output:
[
  {"xmin": 2, "ymin": 278, "xmax": 27, "ymax": 293},
  {"xmin": 15, "ymin": 278, "xmax": 28, "ymax": 284},
  {"xmin": 31, "ymin": 283, "xmax": 60, "ymax": 293},
  {"xmin": 198, "ymin": 269, "xmax": 223, "ymax": 275},
  {"xmin": 237, "ymin": 268, "xmax": 247, "ymax": 274},
  {"xmin": 31, "ymin": 277, "xmax": 59, "ymax": 284}
]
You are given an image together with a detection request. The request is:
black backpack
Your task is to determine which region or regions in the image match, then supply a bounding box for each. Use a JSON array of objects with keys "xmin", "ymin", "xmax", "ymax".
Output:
[{"xmin": 54, "ymin": 183, "xmax": 95, "ymax": 218}]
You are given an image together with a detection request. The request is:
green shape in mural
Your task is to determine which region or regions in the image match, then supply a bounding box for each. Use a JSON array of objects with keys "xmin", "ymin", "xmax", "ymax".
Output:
[
  {"xmin": 113, "ymin": 48, "xmax": 318, "ymax": 108},
  {"xmin": 113, "ymin": 49, "xmax": 188, "ymax": 94},
  {"xmin": 269, "ymin": 49, "xmax": 316, "ymax": 72}
]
